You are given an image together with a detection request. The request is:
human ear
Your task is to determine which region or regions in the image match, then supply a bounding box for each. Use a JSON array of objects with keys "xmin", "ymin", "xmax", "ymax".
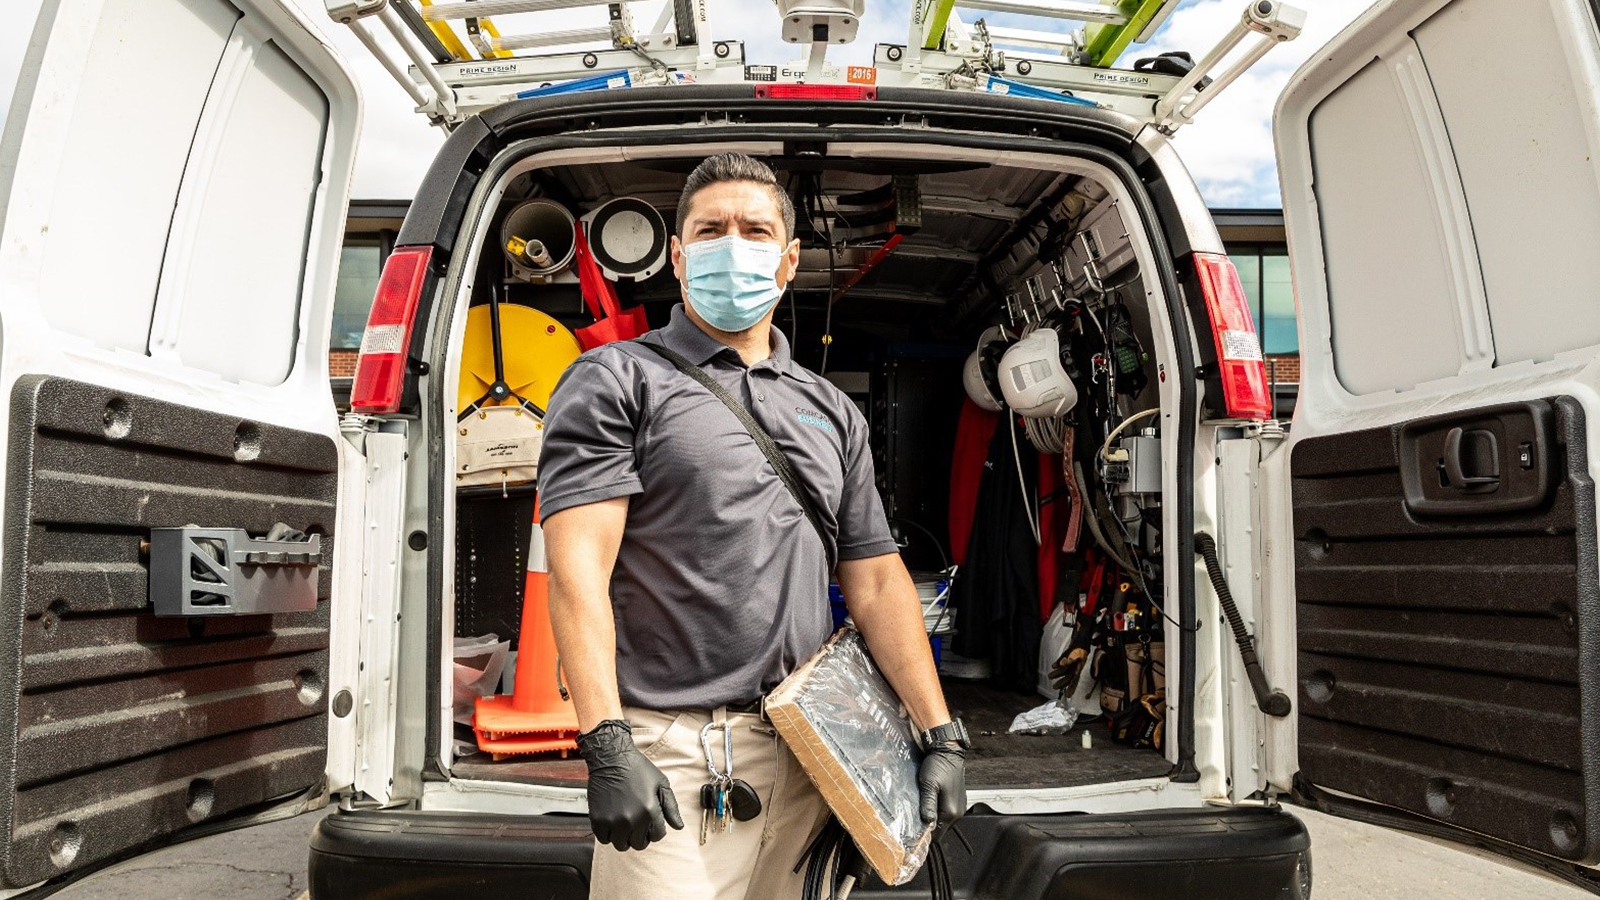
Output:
[{"xmin": 777, "ymin": 237, "xmax": 801, "ymax": 286}]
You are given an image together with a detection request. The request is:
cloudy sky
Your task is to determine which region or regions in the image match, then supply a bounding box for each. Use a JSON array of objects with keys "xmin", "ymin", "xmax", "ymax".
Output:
[{"xmin": 0, "ymin": 0, "xmax": 1372, "ymax": 206}]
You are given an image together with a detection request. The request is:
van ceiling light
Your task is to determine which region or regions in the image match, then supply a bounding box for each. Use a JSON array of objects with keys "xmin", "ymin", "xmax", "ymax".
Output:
[
  {"xmin": 352, "ymin": 246, "xmax": 433, "ymax": 414},
  {"xmin": 1192, "ymin": 252, "xmax": 1271, "ymax": 420}
]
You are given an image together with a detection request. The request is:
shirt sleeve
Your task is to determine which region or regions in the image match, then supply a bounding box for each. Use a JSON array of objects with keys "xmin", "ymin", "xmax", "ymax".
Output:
[
  {"xmin": 536, "ymin": 355, "xmax": 646, "ymax": 520},
  {"xmin": 834, "ymin": 404, "xmax": 900, "ymax": 561}
]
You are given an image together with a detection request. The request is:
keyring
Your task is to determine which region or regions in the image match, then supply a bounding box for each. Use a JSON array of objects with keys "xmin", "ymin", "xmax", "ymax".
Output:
[{"xmin": 698, "ymin": 721, "xmax": 733, "ymax": 781}]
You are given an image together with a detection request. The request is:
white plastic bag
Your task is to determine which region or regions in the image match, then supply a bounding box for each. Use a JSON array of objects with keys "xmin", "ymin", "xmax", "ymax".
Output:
[
  {"xmin": 453, "ymin": 634, "xmax": 509, "ymax": 725},
  {"xmin": 1009, "ymin": 698, "xmax": 1080, "ymax": 735},
  {"xmin": 1037, "ymin": 602, "xmax": 1073, "ymax": 699}
]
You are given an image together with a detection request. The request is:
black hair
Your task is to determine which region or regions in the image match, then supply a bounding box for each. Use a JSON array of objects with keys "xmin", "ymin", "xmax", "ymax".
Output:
[{"xmin": 675, "ymin": 152, "xmax": 796, "ymax": 243}]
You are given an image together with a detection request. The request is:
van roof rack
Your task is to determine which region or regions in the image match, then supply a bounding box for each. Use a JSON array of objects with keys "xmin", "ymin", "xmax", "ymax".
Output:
[{"xmin": 324, "ymin": 0, "xmax": 1303, "ymax": 133}]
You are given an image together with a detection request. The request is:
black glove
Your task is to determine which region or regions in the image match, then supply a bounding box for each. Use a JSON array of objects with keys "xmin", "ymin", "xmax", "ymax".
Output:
[
  {"xmin": 917, "ymin": 743, "xmax": 967, "ymax": 836},
  {"xmin": 577, "ymin": 720, "xmax": 684, "ymax": 851}
]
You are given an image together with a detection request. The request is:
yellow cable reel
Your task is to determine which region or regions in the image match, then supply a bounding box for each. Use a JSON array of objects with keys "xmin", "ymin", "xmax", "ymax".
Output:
[{"xmin": 457, "ymin": 302, "xmax": 581, "ymax": 415}]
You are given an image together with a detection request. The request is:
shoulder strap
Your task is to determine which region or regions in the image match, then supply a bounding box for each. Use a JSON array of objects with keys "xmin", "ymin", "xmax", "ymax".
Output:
[{"xmin": 637, "ymin": 341, "xmax": 834, "ymax": 566}]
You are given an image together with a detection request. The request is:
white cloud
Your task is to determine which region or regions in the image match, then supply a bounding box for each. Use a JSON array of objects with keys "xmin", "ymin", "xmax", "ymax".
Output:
[
  {"xmin": 1139, "ymin": 0, "xmax": 1371, "ymax": 206},
  {"xmin": 1, "ymin": 0, "xmax": 1372, "ymax": 206}
]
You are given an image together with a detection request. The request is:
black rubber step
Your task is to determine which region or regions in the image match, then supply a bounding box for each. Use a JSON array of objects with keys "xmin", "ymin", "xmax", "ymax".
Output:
[{"xmin": 308, "ymin": 804, "xmax": 1310, "ymax": 899}]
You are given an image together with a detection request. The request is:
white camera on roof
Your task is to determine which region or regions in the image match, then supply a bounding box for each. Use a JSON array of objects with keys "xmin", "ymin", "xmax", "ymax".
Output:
[
  {"xmin": 1245, "ymin": 1, "xmax": 1307, "ymax": 39},
  {"xmin": 774, "ymin": 0, "xmax": 867, "ymax": 45}
]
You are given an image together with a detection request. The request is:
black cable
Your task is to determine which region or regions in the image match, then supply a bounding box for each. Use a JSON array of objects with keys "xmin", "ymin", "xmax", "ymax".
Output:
[
  {"xmin": 1193, "ymin": 532, "xmax": 1292, "ymax": 717},
  {"xmin": 889, "ymin": 516, "xmax": 951, "ymax": 572},
  {"xmin": 819, "ymin": 173, "xmax": 836, "ymax": 375}
]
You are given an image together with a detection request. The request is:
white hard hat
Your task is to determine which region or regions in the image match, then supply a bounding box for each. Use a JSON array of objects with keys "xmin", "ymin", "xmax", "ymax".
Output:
[
  {"xmin": 962, "ymin": 327, "xmax": 1008, "ymax": 412},
  {"xmin": 1000, "ymin": 328, "xmax": 1078, "ymax": 419}
]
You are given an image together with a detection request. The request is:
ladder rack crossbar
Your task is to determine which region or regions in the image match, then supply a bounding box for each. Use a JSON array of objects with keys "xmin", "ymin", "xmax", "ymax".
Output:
[
  {"xmin": 952, "ymin": 0, "xmax": 1127, "ymax": 25},
  {"xmin": 983, "ymin": 25, "xmax": 1085, "ymax": 54},
  {"xmin": 421, "ymin": 0, "xmax": 617, "ymax": 21},
  {"xmin": 424, "ymin": 43, "xmax": 742, "ymax": 90},
  {"xmin": 491, "ymin": 26, "xmax": 614, "ymax": 52}
]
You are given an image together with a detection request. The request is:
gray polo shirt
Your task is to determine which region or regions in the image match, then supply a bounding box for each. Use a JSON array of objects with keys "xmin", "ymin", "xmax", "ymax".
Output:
[{"xmin": 537, "ymin": 304, "xmax": 899, "ymax": 710}]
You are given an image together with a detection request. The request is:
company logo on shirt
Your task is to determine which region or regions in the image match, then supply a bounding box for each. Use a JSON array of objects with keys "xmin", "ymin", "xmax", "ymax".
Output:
[{"xmin": 795, "ymin": 407, "xmax": 835, "ymax": 432}]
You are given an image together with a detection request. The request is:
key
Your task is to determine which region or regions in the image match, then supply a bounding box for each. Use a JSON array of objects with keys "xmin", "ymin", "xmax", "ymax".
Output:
[
  {"xmin": 727, "ymin": 778, "xmax": 763, "ymax": 823},
  {"xmin": 718, "ymin": 777, "xmax": 731, "ymax": 833},
  {"xmin": 699, "ymin": 781, "xmax": 718, "ymax": 845}
]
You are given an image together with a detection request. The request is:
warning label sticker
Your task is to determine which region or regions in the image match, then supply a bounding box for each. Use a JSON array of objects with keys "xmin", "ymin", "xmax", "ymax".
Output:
[{"xmin": 1220, "ymin": 330, "xmax": 1264, "ymax": 362}]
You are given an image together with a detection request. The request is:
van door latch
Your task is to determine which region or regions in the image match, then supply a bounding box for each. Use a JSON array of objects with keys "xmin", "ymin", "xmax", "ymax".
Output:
[{"xmin": 149, "ymin": 526, "xmax": 322, "ymax": 617}]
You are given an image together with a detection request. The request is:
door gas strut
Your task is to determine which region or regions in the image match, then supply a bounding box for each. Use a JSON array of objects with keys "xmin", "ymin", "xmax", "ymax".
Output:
[{"xmin": 1194, "ymin": 531, "xmax": 1292, "ymax": 717}]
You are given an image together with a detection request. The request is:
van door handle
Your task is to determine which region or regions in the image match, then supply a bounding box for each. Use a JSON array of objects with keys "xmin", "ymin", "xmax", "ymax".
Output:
[{"xmin": 1443, "ymin": 426, "xmax": 1499, "ymax": 490}]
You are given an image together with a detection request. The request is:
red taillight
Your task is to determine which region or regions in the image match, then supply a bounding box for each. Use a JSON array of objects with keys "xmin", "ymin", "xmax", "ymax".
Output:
[
  {"xmin": 351, "ymin": 246, "xmax": 432, "ymax": 414},
  {"xmin": 1193, "ymin": 253, "xmax": 1272, "ymax": 420},
  {"xmin": 753, "ymin": 84, "xmax": 877, "ymax": 101}
]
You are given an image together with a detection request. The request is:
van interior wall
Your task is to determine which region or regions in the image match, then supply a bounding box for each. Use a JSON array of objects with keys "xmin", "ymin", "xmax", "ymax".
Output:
[{"xmin": 448, "ymin": 155, "xmax": 1172, "ymax": 791}]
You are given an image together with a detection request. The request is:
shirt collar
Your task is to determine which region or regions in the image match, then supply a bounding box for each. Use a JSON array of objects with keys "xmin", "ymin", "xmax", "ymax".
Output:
[{"xmin": 652, "ymin": 304, "xmax": 815, "ymax": 383}]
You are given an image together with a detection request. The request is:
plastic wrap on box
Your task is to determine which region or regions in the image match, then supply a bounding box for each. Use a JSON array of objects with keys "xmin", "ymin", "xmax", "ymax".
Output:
[{"xmin": 765, "ymin": 628, "xmax": 933, "ymax": 886}]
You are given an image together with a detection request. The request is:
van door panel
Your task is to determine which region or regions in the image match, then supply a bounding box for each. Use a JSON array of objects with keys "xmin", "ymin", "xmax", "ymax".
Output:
[
  {"xmin": 0, "ymin": 376, "xmax": 337, "ymax": 886},
  {"xmin": 154, "ymin": 26, "xmax": 330, "ymax": 385},
  {"xmin": 1290, "ymin": 397, "xmax": 1597, "ymax": 861},
  {"xmin": 1411, "ymin": 0, "xmax": 1600, "ymax": 365},
  {"xmin": 0, "ymin": 0, "xmax": 358, "ymax": 879},
  {"xmin": 26, "ymin": 0, "xmax": 241, "ymax": 352},
  {"xmin": 1307, "ymin": 49, "xmax": 1479, "ymax": 395}
]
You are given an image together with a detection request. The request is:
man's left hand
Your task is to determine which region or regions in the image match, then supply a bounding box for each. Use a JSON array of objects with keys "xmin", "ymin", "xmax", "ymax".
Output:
[{"xmin": 917, "ymin": 743, "xmax": 967, "ymax": 836}]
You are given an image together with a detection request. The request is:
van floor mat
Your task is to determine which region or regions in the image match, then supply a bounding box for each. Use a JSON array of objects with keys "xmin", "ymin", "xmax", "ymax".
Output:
[
  {"xmin": 448, "ymin": 681, "xmax": 1172, "ymax": 791},
  {"xmin": 942, "ymin": 679, "xmax": 1172, "ymax": 789},
  {"xmin": 450, "ymin": 754, "xmax": 588, "ymax": 788}
]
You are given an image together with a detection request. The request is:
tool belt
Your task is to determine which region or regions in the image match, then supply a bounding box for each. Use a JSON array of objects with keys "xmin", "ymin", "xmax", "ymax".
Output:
[{"xmin": 1100, "ymin": 636, "xmax": 1165, "ymax": 753}]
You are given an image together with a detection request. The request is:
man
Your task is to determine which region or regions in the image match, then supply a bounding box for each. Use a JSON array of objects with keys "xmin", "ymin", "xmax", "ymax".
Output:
[{"xmin": 538, "ymin": 152, "xmax": 967, "ymax": 900}]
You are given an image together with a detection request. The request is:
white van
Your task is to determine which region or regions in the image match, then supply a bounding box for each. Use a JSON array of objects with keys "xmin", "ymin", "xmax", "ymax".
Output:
[{"xmin": 0, "ymin": 0, "xmax": 1595, "ymax": 896}]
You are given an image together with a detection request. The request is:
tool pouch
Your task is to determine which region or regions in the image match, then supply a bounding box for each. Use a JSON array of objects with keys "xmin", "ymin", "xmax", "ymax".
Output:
[
  {"xmin": 1109, "ymin": 639, "xmax": 1166, "ymax": 752},
  {"xmin": 456, "ymin": 405, "xmax": 542, "ymax": 490}
]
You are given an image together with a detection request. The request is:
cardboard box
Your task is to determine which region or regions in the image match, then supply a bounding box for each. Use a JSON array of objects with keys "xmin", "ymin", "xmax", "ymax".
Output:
[{"xmin": 765, "ymin": 629, "xmax": 934, "ymax": 886}]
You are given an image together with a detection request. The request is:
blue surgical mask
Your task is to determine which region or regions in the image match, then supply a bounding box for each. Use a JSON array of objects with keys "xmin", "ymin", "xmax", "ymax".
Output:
[{"xmin": 683, "ymin": 235, "xmax": 785, "ymax": 332}]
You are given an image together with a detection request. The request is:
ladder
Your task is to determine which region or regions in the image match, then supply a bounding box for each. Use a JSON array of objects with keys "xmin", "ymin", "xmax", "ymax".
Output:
[
  {"xmin": 324, "ymin": 0, "xmax": 1304, "ymax": 133},
  {"xmin": 910, "ymin": 0, "xmax": 1178, "ymax": 67}
]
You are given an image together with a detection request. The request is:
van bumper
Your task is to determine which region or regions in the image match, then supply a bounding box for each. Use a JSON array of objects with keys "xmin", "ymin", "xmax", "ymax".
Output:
[{"xmin": 308, "ymin": 804, "xmax": 1311, "ymax": 899}]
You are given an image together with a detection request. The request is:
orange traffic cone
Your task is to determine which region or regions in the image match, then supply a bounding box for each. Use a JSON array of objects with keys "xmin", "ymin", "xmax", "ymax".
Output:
[{"xmin": 473, "ymin": 499, "xmax": 581, "ymax": 757}]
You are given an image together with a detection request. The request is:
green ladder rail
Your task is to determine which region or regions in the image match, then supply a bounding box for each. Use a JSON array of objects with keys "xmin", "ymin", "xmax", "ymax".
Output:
[{"xmin": 917, "ymin": 0, "xmax": 1179, "ymax": 67}]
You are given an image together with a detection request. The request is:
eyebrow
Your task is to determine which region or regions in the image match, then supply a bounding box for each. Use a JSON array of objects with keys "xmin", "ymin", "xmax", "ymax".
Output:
[{"xmin": 688, "ymin": 212, "xmax": 779, "ymax": 230}]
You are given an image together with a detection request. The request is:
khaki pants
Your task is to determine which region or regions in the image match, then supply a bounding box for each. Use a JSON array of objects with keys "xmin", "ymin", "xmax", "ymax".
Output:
[{"xmin": 589, "ymin": 706, "xmax": 831, "ymax": 900}]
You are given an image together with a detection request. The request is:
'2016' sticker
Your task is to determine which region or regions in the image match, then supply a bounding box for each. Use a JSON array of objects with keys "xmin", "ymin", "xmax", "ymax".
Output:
[{"xmin": 1220, "ymin": 330, "xmax": 1264, "ymax": 362}]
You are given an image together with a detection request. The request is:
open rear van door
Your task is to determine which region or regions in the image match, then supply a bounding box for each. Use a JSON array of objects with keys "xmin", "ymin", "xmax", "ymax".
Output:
[
  {"xmin": 0, "ymin": 0, "xmax": 359, "ymax": 888},
  {"xmin": 1271, "ymin": 0, "xmax": 1600, "ymax": 869}
]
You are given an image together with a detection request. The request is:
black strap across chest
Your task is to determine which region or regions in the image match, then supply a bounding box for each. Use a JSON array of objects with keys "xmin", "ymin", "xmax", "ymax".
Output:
[{"xmin": 637, "ymin": 340, "xmax": 834, "ymax": 567}]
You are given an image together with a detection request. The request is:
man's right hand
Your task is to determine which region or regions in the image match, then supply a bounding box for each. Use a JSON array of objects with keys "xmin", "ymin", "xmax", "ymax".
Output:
[{"xmin": 576, "ymin": 720, "xmax": 684, "ymax": 851}]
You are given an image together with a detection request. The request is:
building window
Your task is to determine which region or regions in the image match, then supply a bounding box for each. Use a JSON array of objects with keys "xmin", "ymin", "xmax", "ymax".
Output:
[
  {"xmin": 331, "ymin": 238, "xmax": 384, "ymax": 351},
  {"xmin": 1226, "ymin": 242, "xmax": 1298, "ymax": 358},
  {"xmin": 1260, "ymin": 251, "xmax": 1297, "ymax": 356}
]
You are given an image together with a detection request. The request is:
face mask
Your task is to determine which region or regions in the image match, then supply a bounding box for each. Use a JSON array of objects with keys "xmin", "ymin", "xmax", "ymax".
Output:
[{"xmin": 683, "ymin": 235, "xmax": 785, "ymax": 332}]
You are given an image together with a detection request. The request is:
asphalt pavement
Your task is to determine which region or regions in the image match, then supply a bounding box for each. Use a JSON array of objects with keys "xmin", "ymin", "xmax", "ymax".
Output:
[
  {"xmin": 53, "ymin": 809, "xmax": 327, "ymax": 900},
  {"xmin": 49, "ymin": 805, "xmax": 1592, "ymax": 899}
]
